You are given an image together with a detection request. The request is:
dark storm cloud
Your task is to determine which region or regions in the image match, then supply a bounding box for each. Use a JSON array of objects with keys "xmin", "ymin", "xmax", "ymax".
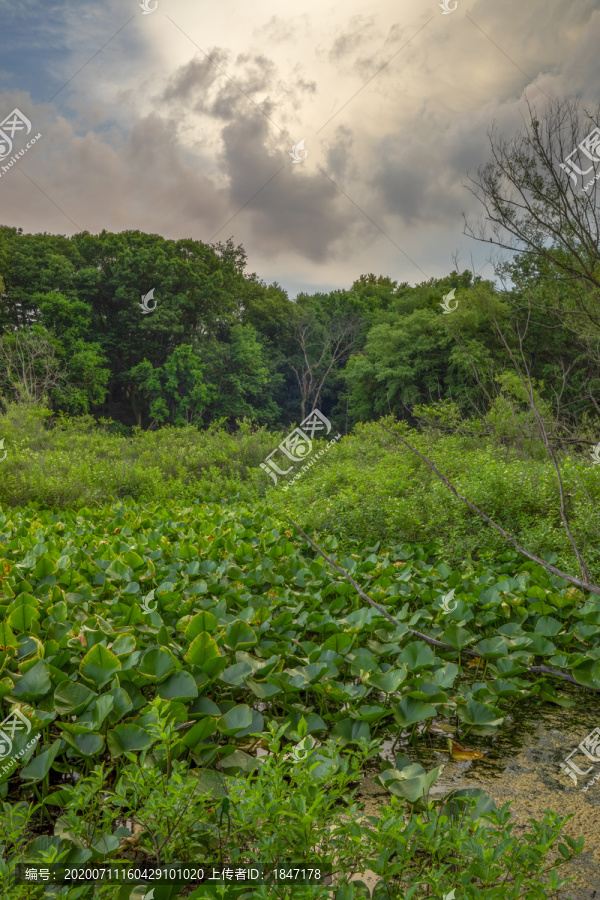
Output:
[
  {"xmin": 212, "ymin": 113, "xmax": 352, "ymax": 261},
  {"xmin": 2, "ymin": 0, "xmax": 600, "ymax": 292}
]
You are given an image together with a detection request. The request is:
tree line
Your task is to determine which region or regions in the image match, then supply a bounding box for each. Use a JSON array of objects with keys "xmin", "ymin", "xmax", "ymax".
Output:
[{"xmin": 1, "ymin": 97, "xmax": 600, "ymax": 440}]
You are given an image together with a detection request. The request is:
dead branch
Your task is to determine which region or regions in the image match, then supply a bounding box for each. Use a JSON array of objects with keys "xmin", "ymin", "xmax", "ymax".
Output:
[{"xmin": 286, "ymin": 517, "xmax": 600, "ymax": 694}]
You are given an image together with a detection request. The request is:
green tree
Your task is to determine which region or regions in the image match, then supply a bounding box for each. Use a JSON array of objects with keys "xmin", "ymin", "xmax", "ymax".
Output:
[
  {"xmin": 342, "ymin": 277, "xmax": 510, "ymax": 425},
  {"xmin": 202, "ymin": 324, "xmax": 280, "ymax": 426},
  {"xmin": 128, "ymin": 345, "xmax": 214, "ymax": 428}
]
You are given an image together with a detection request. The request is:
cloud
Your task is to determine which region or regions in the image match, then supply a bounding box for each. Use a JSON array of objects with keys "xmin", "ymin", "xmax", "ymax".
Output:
[{"xmin": 1, "ymin": 0, "xmax": 599, "ymax": 294}]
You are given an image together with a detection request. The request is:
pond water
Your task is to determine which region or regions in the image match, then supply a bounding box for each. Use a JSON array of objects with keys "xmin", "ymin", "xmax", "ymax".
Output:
[{"xmin": 355, "ymin": 692, "xmax": 600, "ymax": 899}]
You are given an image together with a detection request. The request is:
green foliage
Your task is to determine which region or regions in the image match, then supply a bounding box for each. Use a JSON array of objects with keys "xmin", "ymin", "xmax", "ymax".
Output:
[
  {"xmin": 201, "ymin": 324, "xmax": 281, "ymax": 426},
  {"xmin": 278, "ymin": 418, "xmax": 600, "ymax": 581},
  {"xmin": 0, "ymin": 478, "xmax": 595, "ymax": 896},
  {"xmin": 0, "ymin": 405, "xmax": 280, "ymax": 507},
  {"xmin": 0, "ymin": 228, "xmax": 291, "ymax": 428},
  {"xmin": 0, "ymin": 721, "xmax": 582, "ymax": 899},
  {"xmin": 0, "ymin": 496, "xmax": 598, "ymax": 793},
  {"xmin": 2, "ymin": 223, "xmax": 600, "ymax": 896},
  {"xmin": 129, "ymin": 344, "xmax": 214, "ymax": 427},
  {"xmin": 1, "ymin": 405, "xmax": 600, "ymax": 582},
  {"xmin": 2, "ymin": 224, "xmax": 600, "ymax": 437}
]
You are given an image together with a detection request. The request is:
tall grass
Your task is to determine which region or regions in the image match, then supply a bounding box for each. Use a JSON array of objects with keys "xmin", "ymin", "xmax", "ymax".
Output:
[{"xmin": 1, "ymin": 401, "xmax": 599, "ymax": 580}]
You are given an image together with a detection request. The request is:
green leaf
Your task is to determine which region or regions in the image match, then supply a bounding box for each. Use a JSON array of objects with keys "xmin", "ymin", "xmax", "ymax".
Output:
[
  {"xmin": 245, "ymin": 678, "xmax": 280, "ymax": 699},
  {"xmin": 34, "ymin": 556, "xmax": 56, "ymax": 579},
  {"xmin": 440, "ymin": 625, "xmax": 476, "ymax": 649},
  {"xmin": 224, "ymin": 620, "xmax": 257, "ymax": 651},
  {"xmin": 10, "ymin": 660, "xmax": 52, "ymax": 700},
  {"xmin": 54, "ymin": 682, "xmax": 98, "ymax": 715},
  {"xmin": 79, "ymin": 645, "xmax": 122, "ymax": 687},
  {"xmin": 104, "ymin": 559, "xmax": 130, "ymax": 582},
  {"xmin": 457, "ymin": 699, "xmax": 504, "ymax": 733},
  {"xmin": 571, "ymin": 658, "xmax": 600, "ymax": 690},
  {"xmin": 492, "ymin": 657, "xmax": 528, "ymax": 678},
  {"xmin": 377, "ymin": 762, "xmax": 443, "ymax": 803},
  {"xmin": 182, "ymin": 717, "xmax": 218, "ymax": 748},
  {"xmin": 138, "ymin": 648, "xmax": 178, "ymax": 683},
  {"xmin": 111, "ymin": 634, "xmax": 136, "ymax": 656},
  {"xmin": 123, "ymin": 582, "xmax": 140, "ymax": 595},
  {"xmin": 534, "ymin": 616, "xmax": 563, "ymax": 637},
  {"xmin": 185, "ymin": 611, "xmax": 218, "ymax": 641},
  {"xmin": 191, "ymin": 768, "xmax": 229, "ymax": 798},
  {"xmin": 186, "ymin": 632, "xmax": 221, "ymax": 669},
  {"xmin": 107, "ymin": 724, "xmax": 154, "ymax": 757},
  {"xmin": 0, "ymin": 677, "xmax": 14, "ymax": 701},
  {"xmin": 219, "ymin": 662, "xmax": 253, "ymax": 686},
  {"xmin": 330, "ymin": 718, "xmax": 370, "ymax": 746},
  {"xmin": 74, "ymin": 732, "xmax": 105, "ymax": 757},
  {"xmin": 106, "ymin": 686, "xmax": 134, "ymax": 723},
  {"xmin": 157, "ymin": 671, "xmax": 198, "ymax": 701},
  {"xmin": 391, "ymin": 696, "xmax": 437, "ymax": 727},
  {"xmin": 91, "ymin": 835, "xmax": 121, "ymax": 855},
  {"xmin": 397, "ymin": 641, "xmax": 436, "ymax": 671},
  {"xmin": 217, "ymin": 705, "xmax": 253, "ymax": 736},
  {"xmin": 322, "ymin": 632, "xmax": 354, "ymax": 654},
  {"xmin": 0, "ymin": 621, "xmax": 18, "ymax": 649},
  {"xmin": 364, "ymin": 668, "xmax": 407, "ymax": 693},
  {"xmin": 220, "ymin": 749, "xmax": 259, "ymax": 774},
  {"xmin": 406, "ymin": 682, "xmax": 447, "ymax": 704},
  {"xmin": 122, "ymin": 550, "xmax": 145, "ymax": 571},
  {"xmin": 43, "ymin": 789, "xmax": 75, "ymax": 807},
  {"xmin": 20, "ymin": 739, "xmax": 62, "ymax": 782},
  {"xmin": 354, "ymin": 705, "xmax": 390, "ymax": 724},
  {"xmin": 474, "ymin": 637, "xmax": 508, "ymax": 659},
  {"xmin": 539, "ymin": 687, "xmax": 575, "ymax": 707},
  {"xmin": 432, "ymin": 662, "xmax": 459, "ymax": 688},
  {"xmin": 528, "ymin": 633, "xmax": 556, "ymax": 656},
  {"xmin": 189, "ymin": 696, "xmax": 221, "ymax": 717},
  {"xmin": 8, "ymin": 594, "xmax": 40, "ymax": 632},
  {"xmin": 439, "ymin": 787, "xmax": 497, "ymax": 822}
]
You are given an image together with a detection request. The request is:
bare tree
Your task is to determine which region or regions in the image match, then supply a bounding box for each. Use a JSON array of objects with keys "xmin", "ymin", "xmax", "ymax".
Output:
[
  {"xmin": 372, "ymin": 97, "xmax": 600, "ymax": 598},
  {"xmin": 0, "ymin": 326, "xmax": 67, "ymax": 406},
  {"xmin": 464, "ymin": 95, "xmax": 600, "ymax": 340},
  {"xmin": 291, "ymin": 310, "xmax": 361, "ymax": 420}
]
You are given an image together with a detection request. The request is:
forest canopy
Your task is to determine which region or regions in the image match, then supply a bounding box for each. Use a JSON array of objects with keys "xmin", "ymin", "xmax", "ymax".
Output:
[{"xmin": 0, "ymin": 223, "xmax": 599, "ymax": 439}]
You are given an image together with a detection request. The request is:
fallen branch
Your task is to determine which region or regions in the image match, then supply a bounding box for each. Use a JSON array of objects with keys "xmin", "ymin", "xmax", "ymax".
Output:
[
  {"xmin": 380, "ymin": 423, "xmax": 600, "ymax": 598},
  {"xmin": 285, "ymin": 517, "xmax": 600, "ymax": 694}
]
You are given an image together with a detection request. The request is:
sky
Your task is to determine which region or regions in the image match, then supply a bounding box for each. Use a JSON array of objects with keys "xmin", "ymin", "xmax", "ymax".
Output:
[{"xmin": 0, "ymin": 0, "xmax": 599, "ymax": 298}]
